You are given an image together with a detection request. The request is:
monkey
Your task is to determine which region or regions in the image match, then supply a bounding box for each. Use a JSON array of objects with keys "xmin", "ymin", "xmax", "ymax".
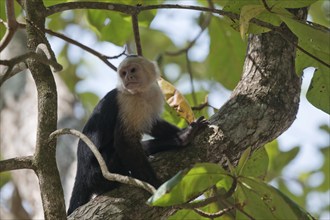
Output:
[{"xmin": 67, "ymin": 56, "xmax": 208, "ymax": 215}]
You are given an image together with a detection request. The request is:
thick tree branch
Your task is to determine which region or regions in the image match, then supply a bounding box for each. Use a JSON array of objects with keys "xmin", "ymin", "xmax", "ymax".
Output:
[
  {"xmin": 25, "ymin": 1, "xmax": 66, "ymax": 219},
  {"xmin": 0, "ymin": 156, "xmax": 35, "ymax": 172}
]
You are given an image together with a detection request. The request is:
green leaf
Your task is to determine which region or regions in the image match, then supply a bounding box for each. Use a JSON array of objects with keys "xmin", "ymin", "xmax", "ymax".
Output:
[
  {"xmin": 280, "ymin": 15, "xmax": 330, "ymax": 74},
  {"xmin": 140, "ymin": 28, "xmax": 176, "ymax": 59},
  {"xmin": 148, "ymin": 163, "xmax": 229, "ymax": 206},
  {"xmin": 241, "ymin": 147, "xmax": 269, "ymax": 180},
  {"xmin": 236, "ymin": 177, "xmax": 314, "ymax": 219},
  {"xmin": 78, "ymin": 92, "xmax": 100, "ymax": 115},
  {"xmin": 207, "ymin": 17, "xmax": 246, "ymax": 90},
  {"xmin": 86, "ymin": 10, "xmax": 132, "ymax": 46},
  {"xmin": 239, "ymin": 5, "xmax": 265, "ymax": 38},
  {"xmin": 317, "ymin": 146, "xmax": 330, "ymax": 191},
  {"xmin": 309, "ymin": 0, "xmax": 330, "ymax": 28},
  {"xmin": 265, "ymin": 0, "xmax": 318, "ymax": 8},
  {"xmin": 236, "ymin": 147, "xmax": 251, "ymax": 175},
  {"xmin": 43, "ymin": 0, "xmax": 67, "ymax": 7},
  {"xmin": 306, "ymin": 67, "xmax": 330, "ymax": 114},
  {"xmin": 265, "ymin": 144, "xmax": 300, "ymax": 181}
]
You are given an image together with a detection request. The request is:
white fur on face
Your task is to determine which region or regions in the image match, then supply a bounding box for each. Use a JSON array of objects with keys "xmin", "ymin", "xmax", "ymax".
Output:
[
  {"xmin": 116, "ymin": 57, "xmax": 164, "ymax": 134},
  {"xmin": 117, "ymin": 57, "xmax": 160, "ymax": 94}
]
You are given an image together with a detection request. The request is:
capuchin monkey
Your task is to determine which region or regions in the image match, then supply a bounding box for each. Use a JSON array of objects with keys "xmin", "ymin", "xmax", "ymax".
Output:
[{"xmin": 67, "ymin": 56, "xmax": 208, "ymax": 215}]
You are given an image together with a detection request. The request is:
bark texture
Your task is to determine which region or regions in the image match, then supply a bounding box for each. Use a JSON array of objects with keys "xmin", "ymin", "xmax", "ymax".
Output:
[{"xmin": 68, "ymin": 21, "xmax": 302, "ymax": 220}]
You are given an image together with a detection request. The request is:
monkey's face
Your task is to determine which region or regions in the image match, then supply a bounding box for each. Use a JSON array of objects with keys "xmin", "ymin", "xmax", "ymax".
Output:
[{"xmin": 117, "ymin": 57, "xmax": 159, "ymax": 94}]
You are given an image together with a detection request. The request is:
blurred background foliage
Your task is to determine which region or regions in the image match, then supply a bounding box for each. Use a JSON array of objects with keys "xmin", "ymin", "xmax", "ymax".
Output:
[{"xmin": 0, "ymin": 0, "xmax": 329, "ymax": 218}]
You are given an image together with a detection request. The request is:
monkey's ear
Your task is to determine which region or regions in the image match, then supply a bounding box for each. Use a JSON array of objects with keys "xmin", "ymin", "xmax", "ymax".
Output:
[{"xmin": 151, "ymin": 61, "xmax": 161, "ymax": 79}]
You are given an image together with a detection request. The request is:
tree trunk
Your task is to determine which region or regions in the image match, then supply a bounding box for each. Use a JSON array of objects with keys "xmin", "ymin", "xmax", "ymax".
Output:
[
  {"xmin": 0, "ymin": 30, "xmax": 79, "ymax": 219},
  {"xmin": 68, "ymin": 15, "xmax": 302, "ymax": 220}
]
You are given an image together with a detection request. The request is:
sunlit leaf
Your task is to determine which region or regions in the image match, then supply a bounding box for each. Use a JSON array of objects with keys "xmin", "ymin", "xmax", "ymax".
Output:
[
  {"xmin": 158, "ymin": 78, "xmax": 195, "ymax": 123},
  {"xmin": 148, "ymin": 163, "xmax": 230, "ymax": 206}
]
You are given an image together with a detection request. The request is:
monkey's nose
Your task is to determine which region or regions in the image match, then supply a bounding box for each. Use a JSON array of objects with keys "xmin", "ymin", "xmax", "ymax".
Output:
[{"xmin": 127, "ymin": 74, "xmax": 135, "ymax": 80}]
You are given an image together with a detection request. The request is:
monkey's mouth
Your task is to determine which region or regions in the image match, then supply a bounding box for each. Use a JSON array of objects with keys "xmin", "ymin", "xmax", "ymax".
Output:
[{"xmin": 125, "ymin": 82, "xmax": 140, "ymax": 90}]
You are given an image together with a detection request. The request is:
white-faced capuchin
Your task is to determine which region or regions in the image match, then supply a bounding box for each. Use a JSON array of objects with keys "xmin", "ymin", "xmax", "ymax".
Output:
[{"xmin": 67, "ymin": 56, "xmax": 208, "ymax": 215}]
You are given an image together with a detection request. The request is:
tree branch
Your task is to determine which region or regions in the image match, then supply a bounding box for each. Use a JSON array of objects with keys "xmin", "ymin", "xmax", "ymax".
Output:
[
  {"xmin": 0, "ymin": 0, "xmax": 19, "ymax": 52},
  {"xmin": 44, "ymin": 28, "xmax": 117, "ymax": 71},
  {"xmin": 0, "ymin": 156, "xmax": 35, "ymax": 172},
  {"xmin": 132, "ymin": 13, "xmax": 142, "ymax": 56},
  {"xmin": 0, "ymin": 48, "xmax": 62, "ymax": 86},
  {"xmin": 25, "ymin": 1, "xmax": 66, "ymax": 218},
  {"xmin": 50, "ymin": 128, "xmax": 156, "ymax": 194},
  {"xmin": 45, "ymin": 2, "xmax": 330, "ymax": 68}
]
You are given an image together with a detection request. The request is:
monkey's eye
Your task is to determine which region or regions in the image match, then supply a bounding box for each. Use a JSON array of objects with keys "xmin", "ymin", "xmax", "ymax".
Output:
[
  {"xmin": 131, "ymin": 67, "xmax": 136, "ymax": 73},
  {"xmin": 121, "ymin": 71, "xmax": 127, "ymax": 77}
]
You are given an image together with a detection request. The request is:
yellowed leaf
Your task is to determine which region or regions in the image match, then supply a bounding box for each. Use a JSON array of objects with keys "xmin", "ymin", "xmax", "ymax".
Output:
[{"xmin": 158, "ymin": 78, "xmax": 195, "ymax": 123}]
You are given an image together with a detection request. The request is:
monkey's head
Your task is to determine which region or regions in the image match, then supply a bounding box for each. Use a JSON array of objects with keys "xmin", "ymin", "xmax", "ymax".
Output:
[{"xmin": 117, "ymin": 56, "xmax": 160, "ymax": 94}]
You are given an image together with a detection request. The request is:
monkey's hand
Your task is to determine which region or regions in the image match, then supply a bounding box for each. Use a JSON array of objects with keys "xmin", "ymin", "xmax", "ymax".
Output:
[{"xmin": 179, "ymin": 116, "xmax": 209, "ymax": 146}]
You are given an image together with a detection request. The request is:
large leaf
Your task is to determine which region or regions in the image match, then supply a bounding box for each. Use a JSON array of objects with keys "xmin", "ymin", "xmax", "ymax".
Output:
[
  {"xmin": 207, "ymin": 17, "xmax": 246, "ymax": 90},
  {"xmin": 240, "ymin": 147, "xmax": 269, "ymax": 180},
  {"xmin": 148, "ymin": 163, "xmax": 230, "ymax": 206},
  {"xmin": 236, "ymin": 177, "xmax": 314, "ymax": 219},
  {"xmin": 158, "ymin": 78, "xmax": 195, "ymax": 123},
  {"xmin": 279, "ymin": 14, "xmax": 330, "ymax": 113},
  {"xmin": 87, "ymin": 10, "xmax": 132, "ymax": 46},
  {"xmin": 280, "ymin": 16, "xmax": 330, "ymax": 63},
  {"xmin": 306, "ymin": 67, "xmax": 330, "ymax": 114},
  {"xmin": 309, "ymin": 0, "xmax": 330, "ymax": 28}
]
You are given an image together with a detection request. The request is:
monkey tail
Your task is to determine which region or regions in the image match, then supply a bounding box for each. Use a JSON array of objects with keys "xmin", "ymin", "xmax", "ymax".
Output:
[{"xmin": 67, "ymin": 180, "xmax": 92, "ymax": 216}]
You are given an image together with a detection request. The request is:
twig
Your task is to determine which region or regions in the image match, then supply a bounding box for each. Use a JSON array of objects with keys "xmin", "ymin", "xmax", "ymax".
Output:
[
  {"xmin": 44, "ymin": 28, "xmax": 118, "ymax": 71},
  {"xmin": 49, "ymin": 128, "xmax": 156, "ymax": 194},
  {"xmin": 193, "ymin": 204, "xmax": 237, "ymax": 218},
  {"xmin": 0, "ymin": 156, "xmax": 35, "ymax": 172},
  {"xmin": 0, "ymin": 0, "xmax": 19, "ymax": 51},
  {"xmin": 0, "ymin": 50, "xmax": 62, "ymax": 86},
  {"xmin": 165, "ymin": 1, "xmax": 213, "ymax": 56},
  {"xmin": 261, "ymin": 0, "xmax": 272, "ymax": 13},
  {"xmin": 132, "ymin": 13, "xmax": 142, "ymax": 56}
]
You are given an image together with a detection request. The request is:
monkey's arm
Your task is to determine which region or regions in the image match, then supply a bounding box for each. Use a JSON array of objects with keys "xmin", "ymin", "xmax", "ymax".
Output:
[
  {"xmin": 142, "ymin": 116, "xmax": 208, "ymax": 155},
  {"xmin": 113, "ymin": 124, "xmax": 161, "ymax": 187}
]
